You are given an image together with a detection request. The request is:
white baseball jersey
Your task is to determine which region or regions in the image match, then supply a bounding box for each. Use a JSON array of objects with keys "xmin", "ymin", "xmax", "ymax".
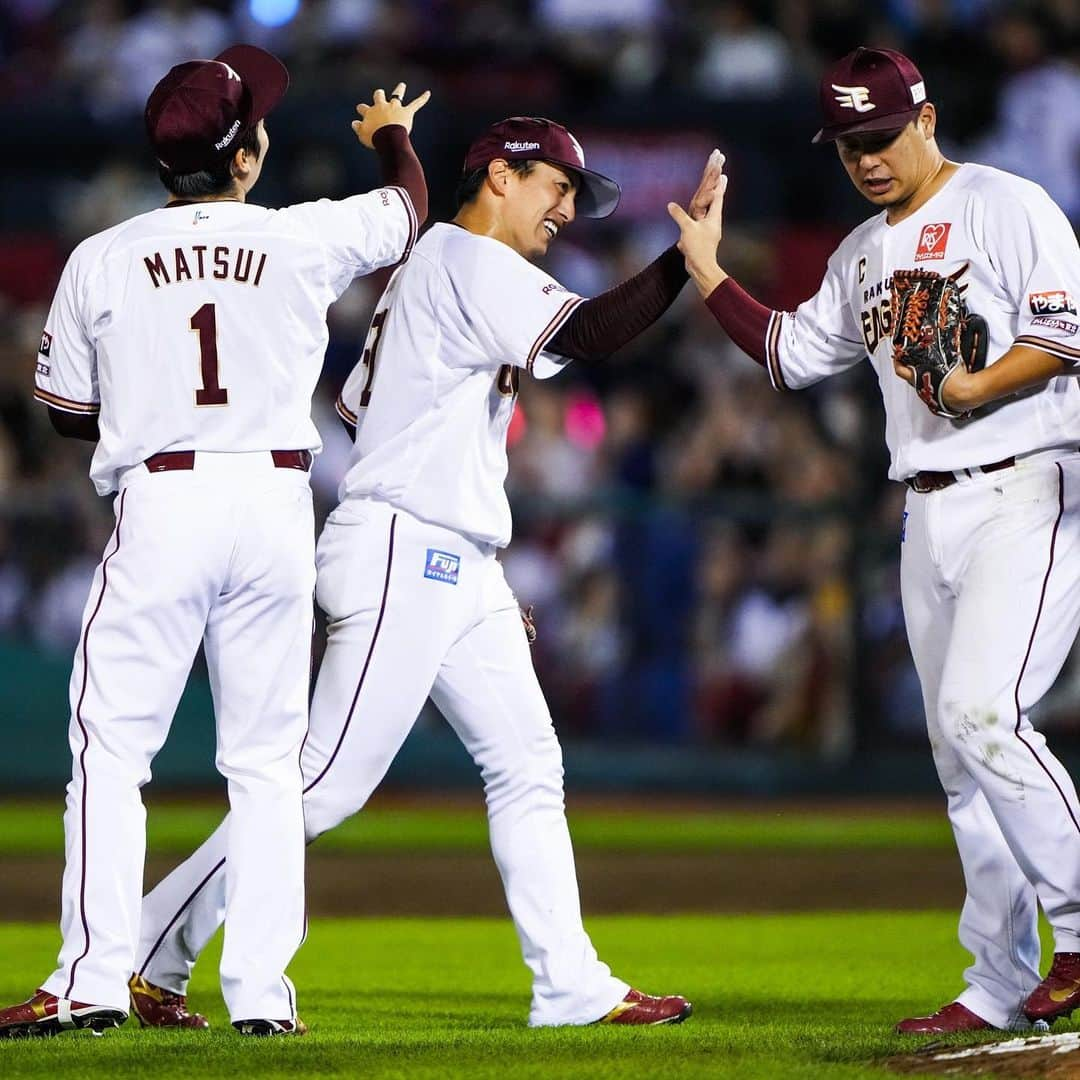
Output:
[
  {"xmin": 762, "ymin": 162, "xmax": 1080, "ymax": 1031},
  {"xmin": 763, "ymin": 163, "xmax": 1080, "ymax": 478},
  {"xmin": 130, "ymin": 222, "xmax": 634, "ymax": 1028},
  {"xmin": 35, "ymin": 188, "xmax": 418, "ymax": 494},
  {"xmin": 334, "ymin": 223, "xmax": 583, "ymax": 547}
]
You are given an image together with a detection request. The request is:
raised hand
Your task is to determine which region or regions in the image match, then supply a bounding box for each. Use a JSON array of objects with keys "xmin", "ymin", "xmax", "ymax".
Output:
[
  {"xmin": 688, "ymin": 150, "xmax": 725, "ymax": 221},
  {"xmin": 352, "ymin": 82, "xmax": 432, "ymax": 148},
  {"xmin": 668, "ymin": 159, "xmax": 729, "ymax": 297}
]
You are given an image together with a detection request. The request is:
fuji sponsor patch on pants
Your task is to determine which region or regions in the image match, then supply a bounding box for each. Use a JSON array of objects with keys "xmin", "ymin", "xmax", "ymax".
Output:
[{"xmin": 424, "ymin": 549, "xmax": 460, "ymax": 584}]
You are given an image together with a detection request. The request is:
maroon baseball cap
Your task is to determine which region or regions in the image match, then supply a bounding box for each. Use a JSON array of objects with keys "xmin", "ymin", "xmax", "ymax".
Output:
[
  {"xmin": 463, "ymin": 116, "xmax": 621, "ymax": 218},
  {"xmin": 145, "ymin": 44, "xmax": 289, "ymax": 173},
  {"xmin": 812, "ymin": 47, "xmax": 927, "ymax": 144}
]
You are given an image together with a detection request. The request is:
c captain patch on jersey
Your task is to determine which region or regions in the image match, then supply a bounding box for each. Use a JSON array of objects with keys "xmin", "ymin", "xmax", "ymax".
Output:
[{"xmin": 424, "ymin": 549, "xmax": 461, "ymax": 584}]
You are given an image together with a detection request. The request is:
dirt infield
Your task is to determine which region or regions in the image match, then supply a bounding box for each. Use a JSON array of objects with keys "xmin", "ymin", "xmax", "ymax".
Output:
[{"xmin": 3, "ymin": 847, "xmax": 964, "ymax": 921}]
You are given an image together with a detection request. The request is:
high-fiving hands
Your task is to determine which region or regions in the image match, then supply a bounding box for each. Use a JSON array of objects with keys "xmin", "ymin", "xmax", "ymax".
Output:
[
  {"xmin": 669, "ymin": 151, "xmax": 729, "ymax": 297},
  {"xmin": 686, "ymin": 149, "xmax": 726, "ymax": 221},
  {"xmin": 352, "ymin": 82, "xmax": 431, "ymax": 148}
]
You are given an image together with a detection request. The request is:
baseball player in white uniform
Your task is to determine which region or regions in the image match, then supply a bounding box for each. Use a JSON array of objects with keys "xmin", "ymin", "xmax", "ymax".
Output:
[
  {"xmin": 0, "ymin": 46, "xmax": 429, "ymax": 1038},
  {"xmin": 125, "ymin": 118, "xmax": 723, "ymax": 1030},
  {"xmin": 668, "ymin": 47, "xmax": 1080, "ymax": 1035}
]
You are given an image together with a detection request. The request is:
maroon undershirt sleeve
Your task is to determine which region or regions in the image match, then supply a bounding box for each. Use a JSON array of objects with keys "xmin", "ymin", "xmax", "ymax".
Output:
[
  {"xmin": 48, "ymin": 407, "xmax": 99, "ymax": 442},
  {"xmin": 371, "ymin": 125, "xmax": 428, "ymax": 225},
  {"xmin": 703, "ymin": 278, "xmax": 773, "ymax": 367},
  {"xmin": 546, "ymin": 245, "xmax": 688, "ymax": 362}
]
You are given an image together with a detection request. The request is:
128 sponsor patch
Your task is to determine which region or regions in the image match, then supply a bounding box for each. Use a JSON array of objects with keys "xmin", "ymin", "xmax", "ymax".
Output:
[
  {"xmin": 424, "ymin": 549, "xmax": 461, "ymax": 585},
  {"xmin": 1029, "ymin": 290, "xmax": 1076, "ymax": 316}
]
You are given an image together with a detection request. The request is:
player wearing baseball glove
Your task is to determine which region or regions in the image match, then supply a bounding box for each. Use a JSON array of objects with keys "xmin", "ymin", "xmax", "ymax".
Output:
[{"xmin": 890, "ymin": 264, "xmax": 988, "ymax": 418}]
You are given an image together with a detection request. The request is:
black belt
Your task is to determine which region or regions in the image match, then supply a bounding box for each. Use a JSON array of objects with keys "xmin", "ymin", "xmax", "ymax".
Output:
[
  {"xmin": 905, "ymin": 456, "xmax": 1015, "ymax": 494},
  {"xmin": 144, "ymin": 450, "xmax": 312, "ymax": 473}
]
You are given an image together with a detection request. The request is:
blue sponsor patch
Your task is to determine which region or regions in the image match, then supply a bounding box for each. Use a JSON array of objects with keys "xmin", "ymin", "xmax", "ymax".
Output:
[
  {"xmin": 424, "ymin": 549, "xmax": 460, "ymax": 584},
  {"xmin": 901, "ymin": 509, "xmax": 908, "ymax": 543}
]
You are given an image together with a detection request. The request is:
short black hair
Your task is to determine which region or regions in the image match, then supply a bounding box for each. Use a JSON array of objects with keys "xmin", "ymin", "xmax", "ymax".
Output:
[
  {"xmin": 158, "ymin": 124, "xmax": 262, "ymax": 198},
  {"xmin": 454, "ymin": 159, "xmax": 536, "ymax": 210}
]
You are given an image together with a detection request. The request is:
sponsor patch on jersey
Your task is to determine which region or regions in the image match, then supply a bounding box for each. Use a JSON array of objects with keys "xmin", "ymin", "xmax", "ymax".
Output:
[
  {"xmin": 1029, "ymin": 290, "xmax": 1076, "ymax": 317},
  {"xmin": 424, "ymin": 549, "xmax": 460, "ymax": 585},
  {"xmin": 36, "ymin": 361, "xmax": 50, "ymax": 376},
  {"xmin": 1031, "ymin": 315, "xmax": 1078, "ymax": 336},
  {"xmin": 914, "ymin": 223, "xmax": 951, "ymax": 261},
  {"xmin": 901, "ymin": 509, "xmax": 908, "ymax": 543},
  {"xmin": 39, "ymin": 330, "xmax": 51, "ymax": 357}
]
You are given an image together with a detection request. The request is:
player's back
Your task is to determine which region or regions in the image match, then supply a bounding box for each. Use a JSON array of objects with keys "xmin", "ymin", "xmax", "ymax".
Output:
[
  {"xmin": 82, "ymin": 203, "xmax": 329, "ymax": 467},
  {"xmin": 37, "ymin": 189, "xmax": 413, "ymax": 494}
]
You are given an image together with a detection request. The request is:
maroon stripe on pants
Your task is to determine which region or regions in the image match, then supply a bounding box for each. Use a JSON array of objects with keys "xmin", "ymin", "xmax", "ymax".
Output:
[
  {"xmin": 137, "ymin": 857, "xmax": 227, "ymax": 976},
  {"xmin": 1013, "ymin": 461, "xmax": 1080, "ymax": 836},
  {"xmin": 303, "ymin": 513, "xmax": 397, "ymax": 795},
  {"xmin": 66, "ymin": 488, "xmax": 127, "ymax": 998}
]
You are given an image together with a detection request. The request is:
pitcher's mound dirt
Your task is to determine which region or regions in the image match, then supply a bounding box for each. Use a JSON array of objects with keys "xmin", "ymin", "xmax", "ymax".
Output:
[{"xmin": 888, "ymin": 1031, "xmax": 1080, "ymax": 1078}]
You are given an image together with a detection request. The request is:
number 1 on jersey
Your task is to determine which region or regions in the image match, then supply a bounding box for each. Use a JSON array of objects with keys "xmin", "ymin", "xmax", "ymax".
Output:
[{"xmin": 190, "ymin": 302, "xmax": 229, "ymax": 406}]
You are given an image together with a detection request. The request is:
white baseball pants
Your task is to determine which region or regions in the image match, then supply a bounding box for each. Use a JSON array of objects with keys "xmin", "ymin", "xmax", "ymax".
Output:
[
  {"xmin": 41, "ymin": 453, "xmax": 313, "ymax": 1023},
  {"xmin": 901, "ymin": 449, "xmax": 1080, "ymax": 1029},
  {"xmin": 135, "ymin": 497, "xmax": 628, "ymax": 1026}
]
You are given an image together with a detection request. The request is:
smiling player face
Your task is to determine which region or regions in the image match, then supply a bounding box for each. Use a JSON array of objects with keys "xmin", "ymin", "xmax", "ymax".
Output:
[{"xmin": 501, "ymin": 161, "xmax": 579, "ymax": 261}]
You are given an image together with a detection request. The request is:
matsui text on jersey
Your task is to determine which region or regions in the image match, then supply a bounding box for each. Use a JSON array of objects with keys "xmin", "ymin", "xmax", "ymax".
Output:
[{"xmin": 143, "ymin": 245, "xmax": 268, "ymax": 289}]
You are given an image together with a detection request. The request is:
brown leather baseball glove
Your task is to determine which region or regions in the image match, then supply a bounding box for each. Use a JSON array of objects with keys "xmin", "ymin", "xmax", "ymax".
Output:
[{"xmin": 891, "ymin": 264, "xmax": 988, "ymax": 419}]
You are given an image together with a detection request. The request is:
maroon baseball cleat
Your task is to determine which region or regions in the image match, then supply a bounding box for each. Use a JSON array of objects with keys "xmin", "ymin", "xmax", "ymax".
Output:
[
  {"xmin": 895, "ymin": 1001, "xmax": 991, "ymax": 1034},
  {"xmin": 0, "ymin": 989, "xmax": 127, "ymax": 1039},
  {"xmin": 128, "ymin": 974, "xmax": 209, "ymax": 1029},
  {"xmin": 1024, "ymin": 952, "xmax": 1080, "ymax": 1024},
  {"xmin": 232, "ymin": 1017, "xmax": 308, "ymax": 1036},
  {"xmin": 595, "ymin": 989, "xmax": 692, "ymax": 1025}
]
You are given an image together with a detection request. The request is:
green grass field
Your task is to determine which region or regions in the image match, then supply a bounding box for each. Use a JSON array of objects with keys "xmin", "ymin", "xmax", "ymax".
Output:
[
  {"xmin": 0, "ymin": 799, "xmax": 1053, "ymax": 1078},
  {"xmin": 0, "ymin": 798, "xmax": 957, "ymax": 856},
  {"xmin": 1, "ymin": 913, "xmax": 1046, "ymax": 1079}
]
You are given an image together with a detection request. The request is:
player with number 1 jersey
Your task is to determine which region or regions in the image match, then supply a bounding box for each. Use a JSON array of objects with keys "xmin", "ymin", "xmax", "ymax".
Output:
[{"xmin": 0, "ymin": 45, "xmax": 429, "ymax": 1040}]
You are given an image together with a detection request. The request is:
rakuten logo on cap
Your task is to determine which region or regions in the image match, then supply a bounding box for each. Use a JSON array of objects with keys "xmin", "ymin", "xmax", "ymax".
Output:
[
  {"xmin": 505, "ymin": 141, "xmax": 541, "ymax": 152},
  {"xmin": 214, "ymin": 118, "xmax": 242, "ymax": 151}
]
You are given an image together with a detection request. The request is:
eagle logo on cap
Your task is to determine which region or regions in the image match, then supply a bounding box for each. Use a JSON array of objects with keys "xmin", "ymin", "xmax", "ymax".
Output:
[
  {"xmin": 832, "ymin": 84, "xmax": 875, "ymax": 113},
  {"xmin": 567, "ymin": 132, "xmax": 585, "ymax": 167}
]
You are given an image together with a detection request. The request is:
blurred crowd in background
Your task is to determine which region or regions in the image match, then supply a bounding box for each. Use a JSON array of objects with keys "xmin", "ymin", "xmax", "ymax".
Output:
[{"xmin": 0, "ymin": 0, "xmax": 1078, "ymax": 758}]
